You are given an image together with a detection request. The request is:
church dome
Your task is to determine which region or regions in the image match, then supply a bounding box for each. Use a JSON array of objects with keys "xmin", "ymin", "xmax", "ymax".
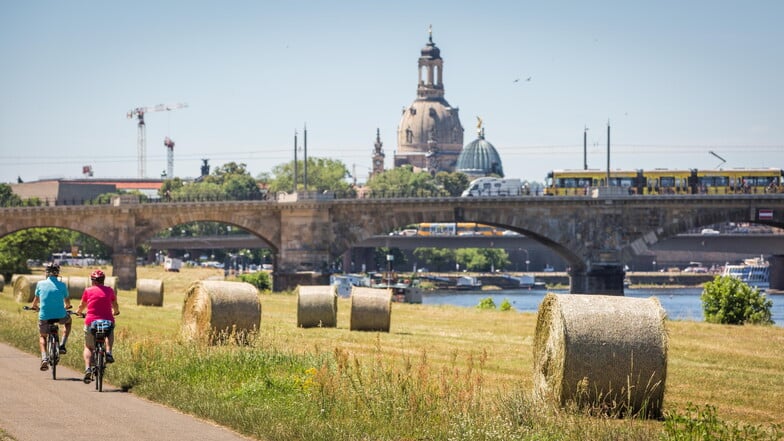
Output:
[
  {"xmin": 395, "ymin": 30, "xmax": 464, "ymax": 173},
  {"xmin": 456, "ymin": 128, "xmax": 504, "ymax": 178},
  {"xmin": 420, "ymin": 40, "xmax": 441, "ymax": 59}
]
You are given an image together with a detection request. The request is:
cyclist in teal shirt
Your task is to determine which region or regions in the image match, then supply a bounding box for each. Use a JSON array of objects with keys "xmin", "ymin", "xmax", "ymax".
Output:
[{"xmin": 29, "ymin": 263, "xmax": 73, "ymax": 371}]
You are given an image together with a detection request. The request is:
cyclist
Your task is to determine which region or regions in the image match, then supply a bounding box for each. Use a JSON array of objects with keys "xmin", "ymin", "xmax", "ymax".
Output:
[
  {"xmin": 29, "ymin": 262, "xmax": 73, "ymax": 371},
  {"xmin": 76, "ymin": 269, "xmax": 119, "ymax": 383}
]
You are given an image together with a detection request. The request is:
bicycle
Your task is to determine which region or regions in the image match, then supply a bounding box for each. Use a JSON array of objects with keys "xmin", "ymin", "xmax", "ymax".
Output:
[
  {"xmin": 23, "ymin": 306, "xmax": 74, "ymax": 380},
  {"xmin": 83, "ymin": 319, "xmax": 113, "ymax": 392}
]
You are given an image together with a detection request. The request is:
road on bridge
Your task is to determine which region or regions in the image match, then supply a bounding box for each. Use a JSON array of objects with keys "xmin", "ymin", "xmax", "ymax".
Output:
[{"xmin": 0, "ymin": 342, "xmax": 256, "ymax": 441}]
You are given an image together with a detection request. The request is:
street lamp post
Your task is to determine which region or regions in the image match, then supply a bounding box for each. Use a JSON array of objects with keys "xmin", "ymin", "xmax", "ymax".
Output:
[
  {"xmin": 386, "ymin": 254, "xmax": 394, "ymax": 286},
  {"xmin": 521, "ymin": 249, "xmax": 530, "ymax": 272}
]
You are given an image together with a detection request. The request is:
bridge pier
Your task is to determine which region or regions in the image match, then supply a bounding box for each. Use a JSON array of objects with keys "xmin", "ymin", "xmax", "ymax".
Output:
[
  {"xmin": 770, "ymin": 255, "xmax": 784, "ymax": 292},
  {"xmin": 112, "ymin": 252, "xmax": 137, "ymax": 291},
  {"xmin": 569, "ymin": 265, "xmax": 625, "ymax": 295}
]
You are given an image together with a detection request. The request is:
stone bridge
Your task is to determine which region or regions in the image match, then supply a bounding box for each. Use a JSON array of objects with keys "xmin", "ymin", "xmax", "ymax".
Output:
[{"xmin": 1, "ymin": 193, "xmax": 783, "ymax": 294}]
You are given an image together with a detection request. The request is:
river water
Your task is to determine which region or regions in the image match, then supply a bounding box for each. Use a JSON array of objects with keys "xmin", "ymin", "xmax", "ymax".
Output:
[{"xmin": 422, "ymin": 288, "xmax": 784, "ymax": 327}]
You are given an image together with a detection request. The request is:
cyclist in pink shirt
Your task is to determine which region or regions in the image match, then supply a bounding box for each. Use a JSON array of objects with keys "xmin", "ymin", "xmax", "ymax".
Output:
[{"xmin": 76, "ymin": 269, "xmax": 120, "ymax": 383}]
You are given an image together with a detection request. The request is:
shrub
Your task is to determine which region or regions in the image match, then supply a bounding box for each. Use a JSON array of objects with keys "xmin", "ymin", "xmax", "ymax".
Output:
[
  {"xmin": 476, "ymin": 297, "xmax": 496, "ymax": 310},
  {"xmin": 237, "ymin": 271, "xmax": 272, "ymax": 291},
  {"xmin": 701, "ymin": 275, "xmax": 773, "ymax": 325},
  {"xmin": 499, "ymin": 298, "xmax": 513, "ymax": 311}
]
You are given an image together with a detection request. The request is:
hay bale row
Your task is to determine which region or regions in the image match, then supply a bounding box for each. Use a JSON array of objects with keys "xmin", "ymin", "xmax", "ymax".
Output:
[
  {"xmin": 533, "ymin": 293, "xmax": 668, "ymax": 418},
  {"xmin": 181, "ymin": 280, "xmax": 261, "ymax": 345},
  {"xmin": 296, "ymin": 285, "xmax": 337, "ymax": 328},
  {"xmin": 349, "ymin": 287, "xmax": 391, "ymax": 332},
  {"xmin": 64, "ymin": 276, "xmax": 89, "ymax": 300},
  {"xmin": 13, "ymin": 275, "xmax": 45, "ymax": 303},
  {"xmin": 105, "ymin": 276, "xmax": 118, "ymax": 293},
  {"xmin": 137, "ymin": 278, "xmax": 164, "ymax": 306}
]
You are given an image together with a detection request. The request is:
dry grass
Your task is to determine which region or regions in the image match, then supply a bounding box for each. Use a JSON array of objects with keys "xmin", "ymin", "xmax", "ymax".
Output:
[{"xmin": 2, "ymin": 264, "xmax": 783, "ymax": 429}]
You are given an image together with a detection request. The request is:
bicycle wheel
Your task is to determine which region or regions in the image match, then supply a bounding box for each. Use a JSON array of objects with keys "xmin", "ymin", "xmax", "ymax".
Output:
[
  {"xmin": 48, "ymin": 335, "xmax": 58, "ymax": 380},
  {"xmin": 95, "ymin": 349, "xmax": 104, "ymax": 392}
]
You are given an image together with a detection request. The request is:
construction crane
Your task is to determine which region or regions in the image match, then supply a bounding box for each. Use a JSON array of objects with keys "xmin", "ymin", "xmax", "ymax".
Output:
[
  {"xmin": 126, "ymin": 102, "xmax": 188, "ymax": 178},
  {"xmin": 163, "ymin": 136, "xmax": 175, "ymax": 178}
]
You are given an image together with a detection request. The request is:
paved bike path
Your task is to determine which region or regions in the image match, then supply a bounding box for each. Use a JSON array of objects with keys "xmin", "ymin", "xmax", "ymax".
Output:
[{"xmin": 0, "ymin": 342, "xmax": 256, "ymax": 441}]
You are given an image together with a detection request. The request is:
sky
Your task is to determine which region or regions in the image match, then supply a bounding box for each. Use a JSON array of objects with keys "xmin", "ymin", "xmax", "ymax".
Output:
[{"xmin": 1, "ymin": 1, "xmax": 783, "ymax": 185}]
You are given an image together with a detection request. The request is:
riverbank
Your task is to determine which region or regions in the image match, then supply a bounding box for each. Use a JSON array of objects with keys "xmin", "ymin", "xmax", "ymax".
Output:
[
  {"xmin": 417, "ymin": 271, "xmax": 717, "ymax": 291},
  {"xmin": 2, "ymin": 266, "xmax": 783, "ymax": 439}
]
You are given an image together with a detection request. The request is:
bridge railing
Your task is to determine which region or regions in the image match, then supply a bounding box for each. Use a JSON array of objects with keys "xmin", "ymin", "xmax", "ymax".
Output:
[{"xmin": 4, "ymin": 186, "xmax": 784, "ymax": 208}]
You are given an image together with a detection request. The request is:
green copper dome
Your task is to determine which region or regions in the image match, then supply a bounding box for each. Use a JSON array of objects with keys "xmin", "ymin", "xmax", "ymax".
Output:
[{"xmin": 456, "ymin": 128, "xmax": 504, "ymax": 178}]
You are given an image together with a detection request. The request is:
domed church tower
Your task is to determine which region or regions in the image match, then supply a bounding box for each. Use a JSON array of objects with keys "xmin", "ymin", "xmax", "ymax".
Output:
[
  {"xmin": 456, "ymin": 117, "xmax": 505, "ymax": 179},
  {"xmin": 395, "ymin": 27, "xmax": 464, "ymax": 173}
]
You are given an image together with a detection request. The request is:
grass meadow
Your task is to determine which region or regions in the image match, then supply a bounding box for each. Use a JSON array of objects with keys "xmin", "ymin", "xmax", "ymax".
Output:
[{"xmin": 1, "ymin": 265, "xmax": 782, "ymax": 440}]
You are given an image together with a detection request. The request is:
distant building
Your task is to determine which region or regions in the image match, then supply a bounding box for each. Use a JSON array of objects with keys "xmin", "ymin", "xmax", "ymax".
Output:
[
  {"xmin": 11, "ymin": 178, "xmax": 163, "ymax": 205},
  {"xmin": 395, "ymin": 29, "xmax": 464, "ymax": 174},
  {"xmin": 455, "ymin": 119, "xmax": 505, "ymax": 179}
]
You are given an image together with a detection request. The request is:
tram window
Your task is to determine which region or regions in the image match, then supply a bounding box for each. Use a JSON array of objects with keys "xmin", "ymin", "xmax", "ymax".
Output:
[{"xmin": 660, "ymin": 177, "xmax": 676, "ymax": 187}]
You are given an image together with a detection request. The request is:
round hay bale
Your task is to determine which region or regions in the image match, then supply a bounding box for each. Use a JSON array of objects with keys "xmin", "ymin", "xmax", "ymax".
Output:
[
  {"xmin": 64, "ymin": 276, "xmax": 90, "ymax": 300},
  {"xmin": 349, "ymin": 287, "xmax": 391, "ymax": 332},
  {"xmin": 104, "ymin": 276, "xmax": 118, "ymax": 292},
  {"xmin": 533, "ymin": 293, "xmax": 668, "ymax": 418},
  {"xmin": 296, "ymin": 285, "xmax": 337, "ymax": 328},
  {"xmin": 0, "ymin": 274, "xmax": 5, "ymax": 292},
  {"xmin": 137, "ymin": 278, "xmax": 164, "ymax": 306},
  {"xmin": 181, "ymin": 280, "xmax": 261, "ymax": 345},
  {"xmin": 13, "ymin": 275, "xmax": 45, "ymax": 303}
]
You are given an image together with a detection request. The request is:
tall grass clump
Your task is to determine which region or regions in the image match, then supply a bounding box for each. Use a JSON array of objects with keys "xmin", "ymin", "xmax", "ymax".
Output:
[{"xmin": 663, "ymin": 403, "xmax": 783, "ymax": 441}]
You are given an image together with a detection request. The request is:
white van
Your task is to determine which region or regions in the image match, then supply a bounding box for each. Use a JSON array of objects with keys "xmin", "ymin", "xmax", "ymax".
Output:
[{"xmin": 461, "ymin": 177, "xmax": 522, "ymax": 197}]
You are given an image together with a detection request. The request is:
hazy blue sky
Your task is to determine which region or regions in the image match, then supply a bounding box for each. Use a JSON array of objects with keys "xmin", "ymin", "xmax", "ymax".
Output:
[{"xmin": 2, "ymin": 0, "xmax": 782, "ymax": 185}]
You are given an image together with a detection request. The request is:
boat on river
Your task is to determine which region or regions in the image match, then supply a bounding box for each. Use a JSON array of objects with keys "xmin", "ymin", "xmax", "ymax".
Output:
[
  {"xmin": 456, "ymin": 275, "xmax": 482, "ymax": 290},
  {"xmin": 330, "ymin": 273, "xmax": 371, "ymax": 297},
  {"xmin": 721, "ymin": 256, "xmax": 769, "ymax": 289}
]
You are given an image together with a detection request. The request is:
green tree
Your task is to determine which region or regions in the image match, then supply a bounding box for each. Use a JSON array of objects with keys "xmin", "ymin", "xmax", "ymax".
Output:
[
  {"xmin": 701, "ymin": 275, "xmax": 774, "ymax": 325},
  {"xmin": 0, "ymin": 228, "xmax": 71, "ymax": 280},
  {"xmin": 455, "ymin": 248, "xmax": 510, "ymax": 272},
  {"xmin": 206, "ymin": 162, "xmax": 252, "ymax": 185},
  {"xmin": 456, "ymin": 248, "xmax": 488, "ymax": 272},
  {"xmin": 222, "ymin": 174, "xmax": 263, "ymax": 200},
  {"xmin": 175, "ymin": 182, "xmax": 224, "ymax": 201},
  {"xmin": 0, "ymin": 184, "xmax": 40, "ymax": 206},
  {"xmin": 159, "ymin": 178, "xmax": 185, "ymax": 199},
  {"xmin": 373, "ymin": 247, "xmax": 407, "ymax": 272},
  {"xmin": 434, "ymin": 171, "xmax": 470, "ymax": 197},
  {"xmin": 413, "ymin": 248, "xmax": 456, "ymax": 272},
  {"xmin": 366, "ymin": 165, "xmax": 443, "ymax": 196},
  {"xmin": 266, "ymin": 157, "xmax": 353, "ymax": 195},
  {"xmin": 0, "ymin": 184, "xmax": 22, "ymax": 206}
]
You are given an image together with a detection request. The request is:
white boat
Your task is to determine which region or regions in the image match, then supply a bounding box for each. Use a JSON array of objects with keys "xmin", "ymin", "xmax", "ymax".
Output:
[
  {"xmin": 330, "ymin": 274, "xmax": 371, "ymax": 297},
  {"xmin": 721, "ymin": 256, "xmax": 769, "ymax": 289},
  {"xmin": 456, "ymin": 276, "xmax": 482, "ymax": 290},
  {"xmin": 503, "ymin": 274, "xmax": 547, "ymax": 289}
]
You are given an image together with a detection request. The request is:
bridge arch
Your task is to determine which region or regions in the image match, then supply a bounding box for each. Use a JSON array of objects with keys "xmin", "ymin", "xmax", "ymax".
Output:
[{"xmin": 2, "ymin": 195, "xmax": 783, "ymax": 292}]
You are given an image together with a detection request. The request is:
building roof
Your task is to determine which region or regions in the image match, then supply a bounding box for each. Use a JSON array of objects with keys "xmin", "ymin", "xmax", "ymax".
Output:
[{"xmin": 456, "ymin": 128, "xmax": 504, "ymax": 178}]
